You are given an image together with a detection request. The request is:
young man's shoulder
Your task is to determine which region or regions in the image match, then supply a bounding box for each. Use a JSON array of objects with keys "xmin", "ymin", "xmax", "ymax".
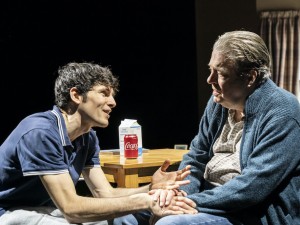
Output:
[
  {"xmin": 18, "ymin": 110, "xmax": 57, "ymax": 131},
  {"xmin": 2, "ymin": 110, "xmax": 60, "ymax": 147}
]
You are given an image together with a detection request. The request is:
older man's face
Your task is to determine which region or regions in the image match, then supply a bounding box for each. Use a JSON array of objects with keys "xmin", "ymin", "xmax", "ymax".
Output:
[{"xmin": 207, "ymin": 50, "xmax": 251, "ymax": 111}]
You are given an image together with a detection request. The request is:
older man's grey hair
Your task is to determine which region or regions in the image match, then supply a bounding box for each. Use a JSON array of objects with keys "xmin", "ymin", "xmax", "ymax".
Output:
[{"xmin": 213, "ymin": 30, "xmax": 272, "ymax": 84}]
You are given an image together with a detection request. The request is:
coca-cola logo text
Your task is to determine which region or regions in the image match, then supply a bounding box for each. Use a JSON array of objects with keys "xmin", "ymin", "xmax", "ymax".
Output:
[{"xmin": 125, "ymin": 142, "xmax": 138, "ymax": 150}]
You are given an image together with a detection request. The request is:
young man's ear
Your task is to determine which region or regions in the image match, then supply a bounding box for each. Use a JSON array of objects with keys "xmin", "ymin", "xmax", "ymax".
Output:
[{"xmin": 69, "ymin": 87, "xmax": 81, "ymax": 104}]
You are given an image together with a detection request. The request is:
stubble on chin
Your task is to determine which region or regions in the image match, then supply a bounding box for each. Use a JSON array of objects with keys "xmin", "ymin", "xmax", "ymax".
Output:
[{"xmin": 213, "ymin": 95, "xmax": 223, "ymax": 104}]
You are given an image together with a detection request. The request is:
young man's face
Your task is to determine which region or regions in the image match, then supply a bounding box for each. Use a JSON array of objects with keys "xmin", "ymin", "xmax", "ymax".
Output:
[
  {"xmin": 78, "ymin": 84, "xmax": 116, "ymax": 128},
  {"xmin": 207, "ymin": 50, "xmax": 251, "ymax": 110}
]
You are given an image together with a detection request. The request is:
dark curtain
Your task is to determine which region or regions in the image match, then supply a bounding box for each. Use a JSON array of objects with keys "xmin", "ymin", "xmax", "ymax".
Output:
[{"xmin": 260, "ymin": 10, "xmax": 300, "ymax": 98}]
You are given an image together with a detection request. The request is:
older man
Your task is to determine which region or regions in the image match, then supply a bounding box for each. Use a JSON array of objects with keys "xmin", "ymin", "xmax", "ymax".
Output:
[{"xmin": 115, "ymin": 31, "xmax": 300, "ymax": 225}]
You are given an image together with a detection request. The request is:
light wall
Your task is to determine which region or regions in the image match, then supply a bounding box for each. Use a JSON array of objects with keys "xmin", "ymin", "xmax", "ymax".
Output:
[{"xmin": 257, "ymin": 0, "xmax": 300, "ymax": 11}]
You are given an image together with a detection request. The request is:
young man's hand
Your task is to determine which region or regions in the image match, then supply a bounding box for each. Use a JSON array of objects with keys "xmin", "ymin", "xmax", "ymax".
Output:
[
  {"xmin": 148, "ymin": 188, "xmax": 188, "ymax": 207},
  {"xmin": 149, "ymin": 195, "xmax": 197, "ymax": 221}
]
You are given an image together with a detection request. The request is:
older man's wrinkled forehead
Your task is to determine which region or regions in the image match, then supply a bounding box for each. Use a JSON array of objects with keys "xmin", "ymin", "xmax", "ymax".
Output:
[{"xmin": 209, "ymin": 50, "xmax": 236, "ymax": 71}]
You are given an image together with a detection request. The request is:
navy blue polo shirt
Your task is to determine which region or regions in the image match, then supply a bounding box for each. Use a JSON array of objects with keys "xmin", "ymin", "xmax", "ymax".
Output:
[{"xmin": 0, "ymin": 106, "xmax": 101, "ymax": 216}]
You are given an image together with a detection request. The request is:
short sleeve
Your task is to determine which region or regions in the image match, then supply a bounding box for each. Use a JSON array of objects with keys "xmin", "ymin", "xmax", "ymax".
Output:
[{"xmin": 17, "ymin": 128, "xmax": 68, "ymax": 176}]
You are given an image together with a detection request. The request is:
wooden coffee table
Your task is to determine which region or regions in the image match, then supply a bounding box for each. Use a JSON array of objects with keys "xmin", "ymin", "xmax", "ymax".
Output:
[{"xmin": 99, "ymin": 149, "xmax": 189, "ymax": 188}]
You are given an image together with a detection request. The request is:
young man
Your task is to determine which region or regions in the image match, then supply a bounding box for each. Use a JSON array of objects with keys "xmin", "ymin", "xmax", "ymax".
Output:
[
  {"xmin": 114, "ymin": 31, "xmax": 300, "ymax": 225},
  {"xmin": 0, "ymin": 62, "xmax": 196, "ymax": 225}
]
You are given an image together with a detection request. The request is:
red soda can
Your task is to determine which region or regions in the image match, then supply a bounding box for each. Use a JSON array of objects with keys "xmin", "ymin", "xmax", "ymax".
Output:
[{"xmin": 124, "ymin": 134, "xmax": 138, "ymax": 159}]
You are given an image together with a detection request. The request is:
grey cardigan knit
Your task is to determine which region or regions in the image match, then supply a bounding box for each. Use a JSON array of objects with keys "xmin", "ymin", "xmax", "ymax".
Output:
[{"xmin": 179, "ymin": 79, "xmax": 300, "ymax": 225}]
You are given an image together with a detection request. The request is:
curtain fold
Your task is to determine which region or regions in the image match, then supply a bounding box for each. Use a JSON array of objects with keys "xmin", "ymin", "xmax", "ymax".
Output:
[{"xmin": 260, "ymin": 10, "xmax": 300, "ymax": 98}]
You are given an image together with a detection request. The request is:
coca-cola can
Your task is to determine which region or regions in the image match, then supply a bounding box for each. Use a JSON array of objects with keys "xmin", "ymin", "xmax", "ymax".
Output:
[{"xmin": 124, "ymin": 134, "xmax": 138, "ymax": 159}]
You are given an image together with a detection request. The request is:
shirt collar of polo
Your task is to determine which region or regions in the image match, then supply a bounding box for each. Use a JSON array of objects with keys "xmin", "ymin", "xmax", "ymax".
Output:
[{"xmin": 51, "ymin": 105, "xmax": 72, "ymax": 147}]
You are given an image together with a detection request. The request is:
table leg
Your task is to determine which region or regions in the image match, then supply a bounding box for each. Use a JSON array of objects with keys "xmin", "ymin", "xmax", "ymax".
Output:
[{"xmin": 117, "ymin": 168, "xmax": 139, "ymax": 188}]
